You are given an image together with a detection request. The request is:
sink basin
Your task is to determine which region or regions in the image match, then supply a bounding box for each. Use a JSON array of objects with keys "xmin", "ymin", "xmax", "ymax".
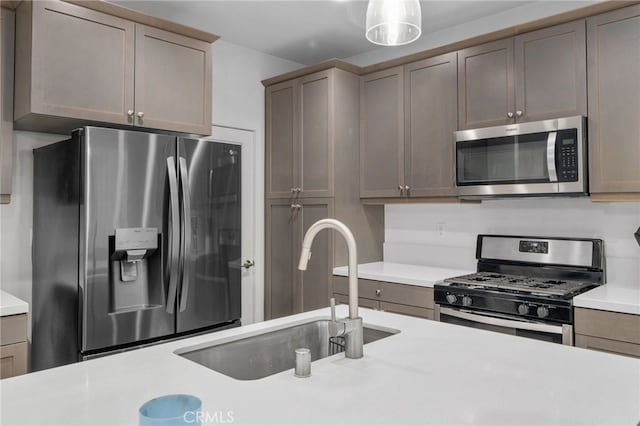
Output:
[{"xmin": 175, "ymin": 318, "xmax": 399, "ymax": 380}]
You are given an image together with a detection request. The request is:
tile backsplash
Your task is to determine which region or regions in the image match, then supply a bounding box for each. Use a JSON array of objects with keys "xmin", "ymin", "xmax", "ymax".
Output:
[{"xmin": 384, "ymin": 198, "xmax": 640, "ymax": 286}]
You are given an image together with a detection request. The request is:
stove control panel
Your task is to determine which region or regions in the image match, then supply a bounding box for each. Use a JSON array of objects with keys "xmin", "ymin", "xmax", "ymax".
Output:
[{"xmin": 434, "ymin": 286, "xmax": 572, "ymax": 324}]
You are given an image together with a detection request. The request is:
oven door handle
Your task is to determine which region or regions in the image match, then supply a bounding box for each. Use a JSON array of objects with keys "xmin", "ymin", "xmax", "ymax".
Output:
[{"xmin": 438, "ymin": 306, "xmax": 566, "ymax": 335}]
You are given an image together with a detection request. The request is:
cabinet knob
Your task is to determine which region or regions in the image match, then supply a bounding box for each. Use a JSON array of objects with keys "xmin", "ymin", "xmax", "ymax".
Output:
[
  {"xmin": 127, "ymin": 110, "xmax": 134, "ymax": 117},
  {"xmin": 296, "ymin": 187, "xmax": 301, "ymax": 193},
  {"xmin": 137, "ymin": 111, "xmax": 144, "ymax": 119},
  {"xmin": 290, "ymin": 204, "xmax": 301, "ymax": 209},
  {"xmin": 375, "ymin": 289, "xmax": 381, "ymax": 296},
  {"xmin": 516, "ymin": 110, "xmax": 523, "ymax": 117},
  {"xmin": 398, "ymin": 185, "xmax": 404, "ymax": 193},
  {"xmin": 404, "ymin": 185, "xmax": 410, "ymax": 191},
  {"xmin": 291, "ymin": 188, "xmax": 296, "ymax": 193},
  {"xmin": 507, "ymin": 112, "xmax": 514, "ymax": 118}
]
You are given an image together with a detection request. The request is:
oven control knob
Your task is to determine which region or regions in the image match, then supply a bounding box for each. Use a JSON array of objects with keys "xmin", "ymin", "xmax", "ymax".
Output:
[
  {"xmin": 537, "ymin": 306, "xmax": 549, "ymax": 319},
  {"xmin": 518, "ymin": 304, "xmax": 530, "ymax": 315},
  {"xmin": 446, "ymin": 294, "xmax": 458, "ymax": 304},
  {"xmin": 462, "ymin": 296, "xmax": 473, "ymax": 307}
]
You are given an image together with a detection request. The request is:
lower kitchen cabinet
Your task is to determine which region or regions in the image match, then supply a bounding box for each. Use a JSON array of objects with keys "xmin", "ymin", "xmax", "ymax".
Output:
[
  {"xmin": 265, "ymin": 198, "xmax": 333, "ymax": 319},
  {"xmin": 574, "ymin": 308, "xmax": 640, "ymax": 358},
  {"xmin": 333, "ymin": 276, "xmax": 434, "ymax": 320},
  {"xmin": 0, "ymin": 313, "xmax": 28, "ymax": 378}
]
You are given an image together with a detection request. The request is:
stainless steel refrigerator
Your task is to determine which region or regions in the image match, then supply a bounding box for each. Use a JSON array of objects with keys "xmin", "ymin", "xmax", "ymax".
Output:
[{"xmin": 32, "ymin": 127, "xmax": 241, "ymax": 371}]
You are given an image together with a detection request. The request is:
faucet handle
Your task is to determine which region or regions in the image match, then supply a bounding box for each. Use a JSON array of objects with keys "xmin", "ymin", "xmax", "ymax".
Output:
[{"xmin": 330, "ymin": 297, "xmax": 336, "ymax": 322}]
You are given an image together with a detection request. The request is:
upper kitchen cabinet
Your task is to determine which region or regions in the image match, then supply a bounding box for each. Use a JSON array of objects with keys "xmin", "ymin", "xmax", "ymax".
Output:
[
  {"xmin": 404, "ymin": 53, "xmax": 457, "ymax": 197},
  {"xmin": 458, "ymin": 39, "xmax": 514, "ymax": 130},
  {"xmin": 360, "ymin": 55, "xmax": 457, "ymax": 200},
  {"xmin": 14, "ymin": 1, "xmax": 213, "ymax": 136},
  {"xmin": 587, "ymin": 5, "xmax": 640, "ymax": 196},
  {"xmin": 1, "ymin": 8, "xmax": 14, "ymax": 205},
  {"xmin": 266, "ymin": 68, "xmax": 343, "ymax": 199},
  {"xmin": 458, "ymin": 20, "xmax": 586, "ymax": 129},
  {"xmin": 134, "ymin": 25, "xmax": 211, "ymax": 135},
  {"xmin": 360, "ymin": 67, "xmax": 404, "ymax": 198}
]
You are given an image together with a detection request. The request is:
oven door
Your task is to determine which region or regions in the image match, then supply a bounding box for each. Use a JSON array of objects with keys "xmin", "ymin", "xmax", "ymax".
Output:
[{"xmin": 435, "ymin": 305, "xmax": 574, "ymax": 345}]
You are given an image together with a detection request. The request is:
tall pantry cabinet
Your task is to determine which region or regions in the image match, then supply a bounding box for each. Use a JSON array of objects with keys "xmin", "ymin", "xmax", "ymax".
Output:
[{"xmin": 265, "ymin": 67, "xmax": 383, "ymax": 320}]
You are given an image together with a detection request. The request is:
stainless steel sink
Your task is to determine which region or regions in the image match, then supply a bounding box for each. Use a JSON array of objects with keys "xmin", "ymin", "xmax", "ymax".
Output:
[{"xmin": 175, "ymin": 319, "xmax": 399, "ymax": 380}]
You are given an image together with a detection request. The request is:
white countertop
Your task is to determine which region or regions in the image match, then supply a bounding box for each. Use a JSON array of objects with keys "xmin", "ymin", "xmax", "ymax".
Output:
[
  {"xmin": 0, "ymin": 290, "xmax": 29, "ymax": 317},
  {"xmin": 2, "ymin": 307, "xmax": 639, "ymax": 425},
  {"xmin": 574, "ymin": 283, "xmax": 640, "ymax": 315},
  {"xmin": 333, "ymin": 261, "xmax": 473, "ymax": 288}
]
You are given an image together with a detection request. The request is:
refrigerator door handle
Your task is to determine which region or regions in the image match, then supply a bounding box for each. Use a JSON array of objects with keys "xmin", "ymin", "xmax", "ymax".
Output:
[
  {"xmin": 166, "ymin": 157, "xmax": 180, "ymax": 314},
  {"xmin": 178, "ymin": 157, "xmax": 192, "ymax": 313}
]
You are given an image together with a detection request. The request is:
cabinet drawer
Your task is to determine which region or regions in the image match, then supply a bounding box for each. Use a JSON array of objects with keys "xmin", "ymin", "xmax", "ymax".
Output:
[
  {"xmin": 0, "ymin": 341, "xmax": 28, "ymax": 378},
  {"xmin": 333, "ymin": 276, "xmax": 434, "ymax": 309},
  {"xmin": 574, "ymin": 308, "xmax": 640, "ymax": 344},
  {"xmin": 575, "ymin": 334, "xmax": 640, "ymax": 359},
  {"xmin": 333, "ymin": 293, "xmax": 379, "ymax": 310},
  {"xmin": 0, "ymin": 314, "xmax": 27, "ymax": 346},
  {"xmin": 379, "ymin": 301, "xmax": 434, "ymax": 320}
]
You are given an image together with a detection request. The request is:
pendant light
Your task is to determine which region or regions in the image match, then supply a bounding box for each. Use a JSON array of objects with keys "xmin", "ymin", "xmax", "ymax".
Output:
[{"xmin": 365, "ymin": 0, "xmax": 422, "ymax": 46}]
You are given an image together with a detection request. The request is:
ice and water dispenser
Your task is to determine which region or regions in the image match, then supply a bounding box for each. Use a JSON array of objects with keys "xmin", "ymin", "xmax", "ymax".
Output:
[{"xmin": 109, "ymin": 228, "xmax": 163, "ymax": 313}]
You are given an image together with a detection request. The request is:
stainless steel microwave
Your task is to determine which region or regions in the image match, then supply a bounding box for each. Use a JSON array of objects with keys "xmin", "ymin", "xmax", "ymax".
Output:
[{"xmin": 454, "ymin": 116, "xmax": 587, "ymax": 198}]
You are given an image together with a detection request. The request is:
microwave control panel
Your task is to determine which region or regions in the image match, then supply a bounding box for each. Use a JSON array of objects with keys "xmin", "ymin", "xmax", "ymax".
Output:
[{"xmin": 557, "ymin": 129, "xmax": 579, "ymax": 182}]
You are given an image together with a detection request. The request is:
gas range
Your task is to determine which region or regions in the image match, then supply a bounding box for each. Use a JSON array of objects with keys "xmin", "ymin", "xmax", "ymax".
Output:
[
  {"xmin": 444, "ymin": 271, "xmax": 597, "ymax": 298},
  {"xmin": 434, "ymin": 235, "xmax": 604, "ymax": 334}
]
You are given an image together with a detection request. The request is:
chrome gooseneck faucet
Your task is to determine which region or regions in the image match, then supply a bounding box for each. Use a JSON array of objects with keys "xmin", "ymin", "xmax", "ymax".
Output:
[{"xmin": 298, "ymin": 219, "xmax": 363, "ymax": 359}]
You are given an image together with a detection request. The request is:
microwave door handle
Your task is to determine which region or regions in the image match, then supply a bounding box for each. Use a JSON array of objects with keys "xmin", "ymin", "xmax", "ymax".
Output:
[
  {"xmin": 166, "ymin": 157, "xmax": 180, "ymax": 314},
  {"xmin": 178, "ymin": 157, "xmax": 192, "ymax": 313},
  {"xmin": 547, "ymin": 131, "xmax": 558, "ymax": 183},
  {"xmin": 438, "ymin": 307, "xmax": 565, "ymax": 335}
]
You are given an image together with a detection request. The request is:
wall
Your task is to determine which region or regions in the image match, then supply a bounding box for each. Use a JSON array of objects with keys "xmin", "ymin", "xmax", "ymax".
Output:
[
  {"xmin": 0, "ymin": 40, "xmax": 302, "ymax": 329},
  {"xmin": 384, "ymin": 200, "xmax": 640, "ymax": 286},
  {"xmin": 345, "ymin": 1, "xmax": 596, "ymax": 67}
]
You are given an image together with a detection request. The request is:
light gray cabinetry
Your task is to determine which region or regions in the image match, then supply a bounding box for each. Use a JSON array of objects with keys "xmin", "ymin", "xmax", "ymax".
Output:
[
  {"xmin": 0, "ymin": 8, "xmax": 14, "ymax": 204},
  {"xmin": 514, "ymin": 20, "xmax": 587, "ymax": 122},
  {"xmin": 360, "ymin": 54, "xmax": 457, "ymax": 199},
  {"xmin": 266, "ymin": 69, "xmax": 332, "ymax": 199},
  {"xmin": 134, "ymin": 25, "xmax": 212, "ymax": 135},
  {"xmin": 265, "ymin": 199, "xmax": 333, "ymax": 319},
  {"xmin": 359, "ymin": 67, "xmax": 404, "ymax": 198},
  {"xmin": 574, "ymin": 307, "xmax": 640, "ymax": 358},
  {"xmin": 0, "ymin": 314, "xmax": 28, "ymax": 378},
  {"xmin": 264, "ymin": 67, "xmax": 384, "ymax": 319},
  {"xmin": 458, "ymin": 21, "xmax": 586, "ymax": 129},
  {"xmin": 333, "ymin": 276, "xmax": 435, "ymax": 320},
  {"xmin": 587, "ymin": 5, "xmax": 640, "ymax": 195},
  {"xmin": 14, "ymin": 0, "xmax": 212, "ymax": 135},
  {"xmin": 458, "ymin": 39, "xmax": 514, "ymax": 130},
  {"xmin": 404, "ymin": 53, "xmax": 457, "ymax": 197}
]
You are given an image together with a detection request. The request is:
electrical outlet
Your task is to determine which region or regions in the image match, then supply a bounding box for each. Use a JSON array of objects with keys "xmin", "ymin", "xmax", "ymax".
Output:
[{"xmin": 436, "ymin": 222, "xmax": 445, "ymax": 237}]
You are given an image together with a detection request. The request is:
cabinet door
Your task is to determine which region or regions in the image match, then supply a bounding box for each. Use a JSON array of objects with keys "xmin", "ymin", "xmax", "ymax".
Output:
[
  {"xmin": 134, "ymin": 25, "xmax": 212, "ymax": 135},
  {"xmin": 18, "ymin": 1, "xmax": 134, "ymax": 125},
  {"xmin": 299, "ymin": 71, "xmax": 333, "ymax": 198},
  {"xmin": 587, "ymin": 5, "xmax": 640, "ymax": 193},
  {"xmin": 0, "ymin": 342, "xmax": 27, "ymax": 378},
  {"xmin": 0, "ymin": 8, "xmax": 14, "ymax": 204},
  {"xmin": 266, "ymin": 80, "xmax": 298, "ymax": 199},
  {"xmin": 299, "ymin": 199, "xmax": 333, "ymax": 312},
  {"xmin": 360, "ymin": 67, "xmax": 405, "ymax": 198},
  {"xmin": 404, "ymin": 53, "xmax": 457, "ymax": 197},
  {"xmin": 333, "ymin": 293, "xmax": 380, "ymax": 311},
  {"xmin": 515, "ymin": 20, "xmax": 587, "ymax": 122},
  {"xmin": 265, "ymin": 200, "xmax": 297, "ymax": 319},
  {"xmin": 458, "ymin": 39, "xmax": 515, "ymax": 129},
  {"xmin": 379, "ymin": 301, "xmax": 434, "ymax": 320},
  {"xmin": 575, "ymin": 334, "xmax": 640, "ymax": 358}
]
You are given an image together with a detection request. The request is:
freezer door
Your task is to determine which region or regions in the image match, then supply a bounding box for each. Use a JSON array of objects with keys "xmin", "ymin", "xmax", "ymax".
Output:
[
  {"xmin": 177, "ymin": 138, "xmax": 241, "ymax": 332},
  {"xmin": 81, "ymin": 127, "xmax": 177, "ymax": 353}
]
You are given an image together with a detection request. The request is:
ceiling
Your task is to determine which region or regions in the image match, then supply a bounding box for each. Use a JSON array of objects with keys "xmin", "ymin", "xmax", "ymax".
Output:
[{"xmin": 111, "ymin": 1, "xmax": 537, "ymax": 65}]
